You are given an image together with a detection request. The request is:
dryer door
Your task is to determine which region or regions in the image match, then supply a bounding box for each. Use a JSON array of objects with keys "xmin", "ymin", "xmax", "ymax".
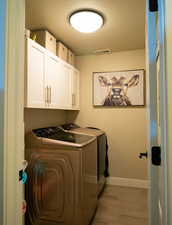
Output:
[{"xmin": 25, "ymin": 149, "xmax": 76, "ymax": 225}]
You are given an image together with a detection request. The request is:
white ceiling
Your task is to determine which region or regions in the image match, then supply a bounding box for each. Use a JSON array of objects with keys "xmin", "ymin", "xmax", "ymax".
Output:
[{"xmin": 26, "ymin": 0, "xmax": 146, "ymax": 56}]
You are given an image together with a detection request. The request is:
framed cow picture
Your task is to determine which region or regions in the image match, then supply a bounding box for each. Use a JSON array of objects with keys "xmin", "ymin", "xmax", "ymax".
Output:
[{"xmin": 93, "ymin": 69, "xmax": 145, "ymax": 107}]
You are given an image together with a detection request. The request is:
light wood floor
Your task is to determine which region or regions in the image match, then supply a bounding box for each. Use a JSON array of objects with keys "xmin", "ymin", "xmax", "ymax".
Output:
[{"xmin": 91, "ymin": 185, "xmax": 148, "ymax": 225}]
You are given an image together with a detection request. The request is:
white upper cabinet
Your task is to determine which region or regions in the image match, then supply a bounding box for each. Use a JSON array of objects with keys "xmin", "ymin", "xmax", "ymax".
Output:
[{"xmin": 25, "ymin": 38, "xmax": 80, "ymax": 110}]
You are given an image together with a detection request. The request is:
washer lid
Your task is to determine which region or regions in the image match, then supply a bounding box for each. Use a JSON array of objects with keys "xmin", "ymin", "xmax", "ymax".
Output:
[{"xmin": 33, "ymin": 126, "xmax": 94, "ymax": 145}]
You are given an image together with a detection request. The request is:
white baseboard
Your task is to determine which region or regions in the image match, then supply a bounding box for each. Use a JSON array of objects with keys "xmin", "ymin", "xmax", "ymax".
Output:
[{"xmin": 106, "ymin": 177, "xmax": 150, "ymax": 189}]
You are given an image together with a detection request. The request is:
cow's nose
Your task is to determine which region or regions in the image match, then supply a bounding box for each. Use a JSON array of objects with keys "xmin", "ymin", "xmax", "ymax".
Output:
[{"xmin": 112, "ymin": 88, "xmax": 121, "ymax": 94}]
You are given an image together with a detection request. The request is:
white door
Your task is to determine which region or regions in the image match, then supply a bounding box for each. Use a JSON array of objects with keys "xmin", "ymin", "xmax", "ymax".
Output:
[
  {"xmin": 146, "ymin": 0, "xmax": 167, "ymax": 224},
  {"xmin": 1, "ymin": 0, "xmax": 26, "ymax": 225},
  {"xmin": 26, "ymin": 39, "xmax": 45, "ymax": 108},
  {"xmin": 0, "ymin": 0, "xmax": 7, "ymax": 223}
]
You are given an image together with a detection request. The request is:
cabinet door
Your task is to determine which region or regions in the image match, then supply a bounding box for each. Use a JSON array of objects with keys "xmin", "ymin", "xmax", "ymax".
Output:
[
  {"xmin": 60, "ymin": 63, "xmax": 72, "ymax": 109},
  {"xmin": 71, "ymin": 69, "xmax": 80, "ymax": 110},
  {"xmin": 45, "ymin": 53, "xmax": 61, "ymax": 108},
  {"xmin": 26, "ymin": 39, "xmax": 45, "ymax": 108},
  {"xmin": 45, "ymin": 53, "xmax": 72, "ymax": 109},
  {"xmin": 54, "ymin": 62, "xmax": 72, "ymax": 109}
]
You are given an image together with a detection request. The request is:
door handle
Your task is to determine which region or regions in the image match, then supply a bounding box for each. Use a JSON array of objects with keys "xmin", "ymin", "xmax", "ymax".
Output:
[{"xmin": 139, "ymin": 152, "xmax": 148, "ymax": 159}]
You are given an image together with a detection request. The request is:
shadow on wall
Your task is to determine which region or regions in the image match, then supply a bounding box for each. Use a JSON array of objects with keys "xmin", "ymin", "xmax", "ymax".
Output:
[
  {"xmin": 24, "ymin": 108, "xmax": 68, "ymax": 133},
  {"xmin": 66, "ymin": 110, "xmax": 79, "ymax": 124}
]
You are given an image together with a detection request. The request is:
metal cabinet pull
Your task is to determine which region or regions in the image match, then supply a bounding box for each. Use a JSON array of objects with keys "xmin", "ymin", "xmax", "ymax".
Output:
[
  {"xmin": 47, "ymin": 86, "xmax": 49, "ymax": 104},
  {"xmin": 45, "ymin": 86, "xmax": 48, "ymax": 104},
  {"xmin": 45, "ymin": 86, "xmax": 52, "ymax": 105},
  {"xmin": 48, "ymin": 86, "xmax": 50, "ymax": 104},
  {"xmin": 72, "ymin": 93, "xmax": 76, "ymax": 106},
  {"xmin": 50, "ymin": 86, "xmax": 52, "ymax": 104}
]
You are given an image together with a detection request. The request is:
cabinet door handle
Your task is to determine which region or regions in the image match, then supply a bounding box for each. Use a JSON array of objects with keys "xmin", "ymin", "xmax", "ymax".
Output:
[
  {"xmin": 72, "ymin": 93, "xmax": 75, "ymax": 106},
  {"xmin": 50, "ymin": 86, "xmax": 52, "ymax": 104},
  {"xmin": 47, "ymin": 86, "xmax": 49, "ymax": 104},
  {"xmin": 48, "ymin": 86, "xmax": 51, "ymax": 104},
  {"xmin": 45, "ymin": 86, "xmax": 48, "ymax": 104}
]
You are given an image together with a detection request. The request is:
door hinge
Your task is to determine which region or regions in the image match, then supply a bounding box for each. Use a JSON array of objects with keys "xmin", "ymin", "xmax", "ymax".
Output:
[
  {"xmin": 149, "ymin": 0, "xmax": 158, "ymax": 12},
  {"xmin": 152, "ymin": 146, "xmax": 161, "ymax": 166}
]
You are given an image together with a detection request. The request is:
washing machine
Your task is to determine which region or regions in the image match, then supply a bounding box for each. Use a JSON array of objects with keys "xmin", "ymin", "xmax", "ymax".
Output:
[
  {"xmin": 63, "ymin": 126, "xmax": 108, "ymax": 196},
  {"xmin": 25, "ymin": 126, "xmax": 97, "ymax": 225}
]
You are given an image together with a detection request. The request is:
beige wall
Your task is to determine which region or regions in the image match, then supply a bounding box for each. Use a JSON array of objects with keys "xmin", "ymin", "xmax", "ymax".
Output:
[
  {"xmin": 67, "ymin": 49, "xmax": 148, "ymax": 180},
  {"xmin": 24, "ymin": 108, "xmax": 67, "ymax": 133}
]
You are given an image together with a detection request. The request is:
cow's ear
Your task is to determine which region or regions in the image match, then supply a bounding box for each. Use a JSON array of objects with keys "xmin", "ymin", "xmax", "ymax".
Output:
[
  {"xmin": 98, "ymin": 76, "xmax": 108, "ymax": 87},
  {"xmin": 127, "ymin": 75, "xmax": 139, "ymax": 87}
]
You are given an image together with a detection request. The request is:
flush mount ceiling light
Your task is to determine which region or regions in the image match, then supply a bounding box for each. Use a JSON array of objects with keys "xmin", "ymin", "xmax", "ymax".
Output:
[{"xmin": 69, "ymin": 10, "xmax": 104, "ymax": 33}]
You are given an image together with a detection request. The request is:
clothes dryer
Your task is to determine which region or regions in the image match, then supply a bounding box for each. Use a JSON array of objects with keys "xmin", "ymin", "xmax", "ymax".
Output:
[{"xmin": 65, "ymin": 127, "xmax": 108, "ymax": 196}]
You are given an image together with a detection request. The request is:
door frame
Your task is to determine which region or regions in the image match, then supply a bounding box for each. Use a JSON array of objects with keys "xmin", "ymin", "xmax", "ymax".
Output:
[
  {"xmin": 164, "ymin": 0, "xmax": 172, "ymax": 224},
  {"xmin": 157, "ymin": 0, "xmax": 168, "ymax": 224},
  {"xmin": 1, "ymin": 0, "xmax": 25, "ymax": 225},
  {"xmin": 0, "ymin": 0, "xmax": 7, "ymax": 224},
  {"xmin": 1, "ymin": 0, "xmax": 172, "ymax": 225}
]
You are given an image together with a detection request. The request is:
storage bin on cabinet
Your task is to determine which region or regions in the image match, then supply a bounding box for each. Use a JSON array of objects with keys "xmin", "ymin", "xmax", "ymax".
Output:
[
  {"xmin": 56, "ymin": 41, "xmax": 68, "ymax": 62},
  {"xmin": 31, "ymin": 30, "xmax": 56, "ymax": 55},
  {"xmin": 67, "ymin": 49, "xmax": 75, "ymax": 66}
]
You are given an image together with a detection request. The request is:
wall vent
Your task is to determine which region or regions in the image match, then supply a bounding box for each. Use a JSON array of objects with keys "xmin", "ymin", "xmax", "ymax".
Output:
[{"xmin": 93, "ymin": 49, "xmax": 112, "ymax": 55}]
